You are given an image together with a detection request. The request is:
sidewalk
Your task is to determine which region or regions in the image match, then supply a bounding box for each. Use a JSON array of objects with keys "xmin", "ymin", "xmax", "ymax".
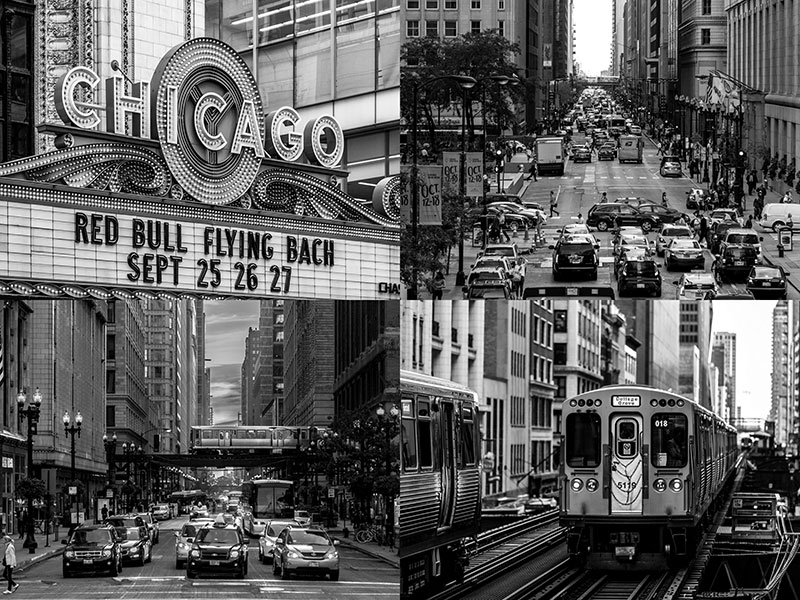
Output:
[
  {"xmin": 327, "ymin": 523, "xmax": 399, "ymax": 569},
  {"xmin": 751, "ymin": 184, "xmax": 800, "ymax": 295},
  {"xmin": 11, "ymin": 530, "xmax": 67, "ymax": 572}
]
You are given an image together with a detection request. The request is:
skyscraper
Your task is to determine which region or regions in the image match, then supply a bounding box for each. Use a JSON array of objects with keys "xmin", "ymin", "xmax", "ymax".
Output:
[{"xmin": 713, "ymin": 332, "xmax": 737, "ymax": 424}]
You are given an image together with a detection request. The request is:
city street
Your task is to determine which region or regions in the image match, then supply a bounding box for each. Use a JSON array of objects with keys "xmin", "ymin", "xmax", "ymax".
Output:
[
  {"xmin": 440, "ymin": 133, "xmax": 800, "ymax": 299},
  {"xmin": 8, "ymin": 518, "xmax": 398, "ymax": 600}
]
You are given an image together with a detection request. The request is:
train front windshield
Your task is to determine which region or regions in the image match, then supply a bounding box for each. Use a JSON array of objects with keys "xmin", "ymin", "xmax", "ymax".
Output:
[
  {"xmin": 566, "ymin": 413, "xmax": 601, "ymax": 467},
  {"xmin": 651, "ymin": 414, "xmax": 688, "ymax": 467}
]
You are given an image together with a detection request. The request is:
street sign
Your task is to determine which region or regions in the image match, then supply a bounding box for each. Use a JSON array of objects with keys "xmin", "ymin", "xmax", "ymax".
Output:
[
  {"xmin": 328, "ymin": 489, "xmax": 335, "ymax": 498},
  {"xmin": 69, "ymin": 486, "xmax": 77, "ymax": 495},
  {"xmin": 106, "ymin": 489, "xmax": 114, "ymax": 498}
]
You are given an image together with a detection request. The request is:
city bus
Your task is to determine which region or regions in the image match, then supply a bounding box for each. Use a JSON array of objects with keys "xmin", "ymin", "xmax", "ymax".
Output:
[{"xmin": 240, "ymin": 479, "xmax": 295, "ymax": 536}]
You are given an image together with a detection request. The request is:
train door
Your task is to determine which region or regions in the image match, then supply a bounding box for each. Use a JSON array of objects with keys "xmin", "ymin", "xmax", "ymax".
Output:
[
  {"xmin": 609, "ymin": 415, "xmax": 644, "ymax": 514},
  {"xmin": 438, "ymin": 400, "xmax": 456, "ymax": 529}
]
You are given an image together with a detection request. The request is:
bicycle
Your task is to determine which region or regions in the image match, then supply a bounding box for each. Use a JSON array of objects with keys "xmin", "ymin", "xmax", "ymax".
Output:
[{"xmin": 355, "ymin": 524, "xmax": 385, "ymax": 544}]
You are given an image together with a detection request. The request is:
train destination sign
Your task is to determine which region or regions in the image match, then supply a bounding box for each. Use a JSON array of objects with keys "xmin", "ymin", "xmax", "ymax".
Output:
[
  {"xmin": 0, "ymin": 38, "xmax": 400, "ymax": 300},
  {"xmin": 611, "ymin": 395, "xmax": 641, "ymax": 407}
]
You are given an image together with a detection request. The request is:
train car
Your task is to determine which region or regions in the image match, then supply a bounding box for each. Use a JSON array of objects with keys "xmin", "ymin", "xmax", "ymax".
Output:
[
  {"xmin": 560, "ymin": 384, "xmax": 737, "ymax": 569},
  {"xmin": 400, "ymin": 370, "xmax": 481, "ymax": 599},
  {"xmin": 190, "ymin": 426, "xmax": 325, "ymax": 451}
]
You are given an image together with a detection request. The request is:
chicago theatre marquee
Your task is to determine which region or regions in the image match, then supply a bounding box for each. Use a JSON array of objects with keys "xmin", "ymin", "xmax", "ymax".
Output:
[{"xmin": 0, "ymin": 38, "xmax": 400, "ymax": 300}]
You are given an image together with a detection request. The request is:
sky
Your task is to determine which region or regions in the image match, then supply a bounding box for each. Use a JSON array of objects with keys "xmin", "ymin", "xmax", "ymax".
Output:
[
  {"xmin": 711, "ymin": 301, "xmax": 778, "ymax": 421},
  {"xmin": 203, "ymin": 301, "xmax": 261, "ymax": 425},
  {"xmin": 572, "ymin": 0, "xmax": 613, "ymax": 77}
]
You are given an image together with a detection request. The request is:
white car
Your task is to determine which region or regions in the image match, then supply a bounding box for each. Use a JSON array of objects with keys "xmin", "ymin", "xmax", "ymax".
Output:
[
  {"xmin": 656, "ymin": 225, "xmax": 693, "ymax": 256},
  {"xmin": 293, "ymin": 510, "xmax": 312, "ymax": 527},
  {"xmin": 673, "ymin": 272, "xmax": 718, "ymax": 299},
  {"xmin": 257, "ymin": 519, "xmax": 300, "ymax": 563}
]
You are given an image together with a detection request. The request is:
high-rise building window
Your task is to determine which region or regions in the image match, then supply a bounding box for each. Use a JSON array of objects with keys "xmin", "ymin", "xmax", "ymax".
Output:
[
  {"xmin": 106, "ymin": 406, "xmax": 115, "ymax": 427},
  {"xmin": 470, "ymin": 20, "xmax": 481, "ymax": 34},
  {"xmin": 0, "ymin": 2, "xmax": 34, "ymax": 162},
  {"xmin": 701, "ymin": 28, "xmax": 711, "ymax": 45},
  {"xmin": 471, "ymin": 0, "xmax": 480, "ymax": 8},
  {"xmin": 106, "ymin": 370, "xmax": 116, "ymax": 394},
  {"xmin": 444, "ymin": 19, "xmax": 456, "ymax": 36},
  {"xmin": 498, "ymin": 0, "xmax": 504, "ymax": 8},
  {"xmin": 497, "ymin": 20, "xmax": 504, "ymax": 37},
  {"xmin": 554, "ymin": 343, "xmax": 567, "ymax": 365},
  {"xmin": 407, "ymin": 20, "xmax": 420, "ymax": 36},
  {"xmin": 425, "ymin": 0, "xmax": 437, "ymax": 8},
  {"xmin": 702, "ymin": 0, "xmax": 711, "ymax": 14},
  {"xmin": 444, "ymin": 0, "xmax": 457, "ymax": 8},
  {"xmin": 425, "ymin": 20, "xmax": 438, "ymax": 36},
  {"xmin": 407, "ymin": 0, "xmax": 420, "ymax": 7}
]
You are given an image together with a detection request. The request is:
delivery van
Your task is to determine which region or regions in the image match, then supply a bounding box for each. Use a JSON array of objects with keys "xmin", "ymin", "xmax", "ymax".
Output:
[{"xmin": 617, "ymin": 134, "xmax": 644, "ymax": 164}]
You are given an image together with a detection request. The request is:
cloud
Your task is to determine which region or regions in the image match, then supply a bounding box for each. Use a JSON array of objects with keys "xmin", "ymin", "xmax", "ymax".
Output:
[{"xmin": 209, "ymin": 364, "xmax": 243, "ymax": 426}]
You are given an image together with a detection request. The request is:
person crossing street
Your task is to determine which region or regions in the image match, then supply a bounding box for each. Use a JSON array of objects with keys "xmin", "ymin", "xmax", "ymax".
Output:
[{"xmin": 549, "ymin": 190, "xmax": 560, "ymax": 217}]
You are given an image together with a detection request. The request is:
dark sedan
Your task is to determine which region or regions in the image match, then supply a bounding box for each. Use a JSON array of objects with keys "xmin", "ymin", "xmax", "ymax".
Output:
[
  {"xmin": 586, "ymin": 203, "xmax": 662, "ymax": 232},
  {"xmin": 747, "ymin": 265, "xmax": 789, "ymax": 299},
  {"xmin": 597, "ymin": 143, "xmax": 617, "ymax": 160},
  {"xmin": 572, "ymin": 145, "xmax": 592, "ymax": 163},
  {"xmin": 635, "ymin": 203, "xmax": 690, "ymax": 226},
  {"xmin": 617, "ymin": 258, "xmax": 662, "ymax": 297}
]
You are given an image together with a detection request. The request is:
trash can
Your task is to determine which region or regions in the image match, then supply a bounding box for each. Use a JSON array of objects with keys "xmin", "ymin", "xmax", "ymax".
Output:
[{"xmin": 780, "ymin": 227, "xmax": 793, "ymax": 251}]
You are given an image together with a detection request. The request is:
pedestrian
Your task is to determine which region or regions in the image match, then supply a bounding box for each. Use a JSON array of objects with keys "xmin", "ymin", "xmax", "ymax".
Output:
[
  {"xmin": 431, "ymin": 270, "xmax": 445, "ymax": 300},
  {"xmin": 101, "ymin": 505, "xmax": 108, "ymax": 522},
  {"xmin": 2, "ymin": 534, "xmax": 16, "ymax": 594},
  {"xmin": 497, "ymin": 212, "xmax": 510, "ymax": 242},
  {"xmin": 745, "ymin": 215, "xmax": 753, "ymax": 228},
  {"xmin": 788, "ymin": 214, "xmax": 795, "ymax": 231},
  {"xmin": 510, "ymin": 260, "xmax": 524, "ymax": 297},
  {"xmin": 576, "ymin": 213, "xmax": 585, "ymax": 224},
  {"xmin": 698, "ymin": 215, "xmax": 709, "ymax": 247},
  {"xmin": 489, "ymin": 218, "xmax": 501, "ymax": 244},
  {"xmin": 600, "ymin": 191, "xmax": 608, "ymax": 203},
  {"xmin": 747, "ymin": 169, "xmax": 757, "ymax": 195},
  {"xmin": 549, "ymin": 190, "xmax": 560, "ymax": 217},
  {"xmin": 662, "ymin": 192, "xmax": 668, "ymax": 207}
]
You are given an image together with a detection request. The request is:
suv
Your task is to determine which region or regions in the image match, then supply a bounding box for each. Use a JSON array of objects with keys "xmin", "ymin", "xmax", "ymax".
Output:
[
  {"xmin": 587, "ymin": 203, "xmax": 661, "ymax": 232},
  {"xmin": 105, "ymin": 514, "xmax": 146, "ymax": 531},
  {"xmin": 551, "ymin": 235, "xmax": 600, "ymax": 281},
  {"xmin": 186, "ymin": 516, "xmax": 249, "ymax": 579},
  {"xmin": 272, "ymin": 526, "xmax": 340, "ymax": 581},
  {"xmin": 617, "ymin": 257, "xmax": 662, "ymax": 297},
  {"xmin": 152, "ymin": 504, "xmax": 171, "ymax": 521},
  {"xmin": 710, "ymin": 221, "xmax": 741, "ymax": 254},
  {"xmin": 62, "ymin": 524, "xmax": 122, "ymax": 577},
  {"xmin": 258, "ymin": 519, "xmax": 300, "ymax": 564},
  {"xmin": 597, "ymin": 143, "xmax": 617, "ymax": 160},
  {"xmin": 118, "ymin": 525, "xmax": 153, "ymax": 566},
  {"xmin": 660, "ymin": 155, "xmax": 682, "ymax": 177},
  {"xmin": 719, "ymin": 228, "xmax": 764, "ymax": 263},
  {"xmin": 714, "ymin": 244, "xmax": 759, "ymax": 283}
]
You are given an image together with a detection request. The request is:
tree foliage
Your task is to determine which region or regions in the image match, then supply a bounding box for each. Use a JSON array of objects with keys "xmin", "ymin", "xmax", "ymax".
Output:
[
  {"xmin": 15, "ymin": 478, "xmax": 46, "ymax": 502},
  {"xmin": 402, "ymin": 31, "xmax": 525, "ymax": 153}
]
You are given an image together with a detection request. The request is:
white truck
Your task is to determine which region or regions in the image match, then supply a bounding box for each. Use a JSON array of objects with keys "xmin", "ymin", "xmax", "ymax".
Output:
[
  {"xmin": 535, "ymin": 136, "xmax": 566, "ymax": 175},
  {"xmin": 617, "ymin": 134, "xmax": 644, "ymax": 164}
]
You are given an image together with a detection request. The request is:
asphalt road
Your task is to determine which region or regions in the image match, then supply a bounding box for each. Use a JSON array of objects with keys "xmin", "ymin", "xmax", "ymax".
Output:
[
  {"xmin": 444, "ymin": 132, "xmax": 791, "ymax": 299},
  {"xmin": 9, "ymin": 517, "xmax": 399, "ymax": 600}
]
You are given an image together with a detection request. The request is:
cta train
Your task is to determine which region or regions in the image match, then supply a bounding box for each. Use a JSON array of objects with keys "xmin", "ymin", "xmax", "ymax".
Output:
[
  {"xmin": 189, "ymin": 425, "xmax": 323, "ymax": 451},
  {"xmin": 560, "ymin": 385, "xmax": 737, "ymax": 569},
  {"xmin": 399, "ymin": 370, "xmax": 481, "ymax": 599}
]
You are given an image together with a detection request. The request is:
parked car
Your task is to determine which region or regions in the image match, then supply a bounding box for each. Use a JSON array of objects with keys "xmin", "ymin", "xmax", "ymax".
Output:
[
  {"xmin": 272, "ymin": 526, "xmax": 340, "ymax": 581},
  {"xmin": 714, "ymin": 244, "xmax": 759, "ymax": 283},
  {"xmin": 660, "ymin": 155, "xmax": 682, "ymax": 177},
  {"xmin": 758, "ymin": 203, "xmax": 800, "ymax": 232},
  {"xmin": 665, "ymin": 238, "xmax": 705, "ymax": 271},
  {"xmin": 257, "ymin": 519, "xmax": 301, "ymax": 564},
  {"xmin": 62, "ymin": 524, "xmax": 123, "ymax": 577},
  {"xmin": 746, "ymin": 265, "xmax": 789, "ymax": 299},
  {"xmin": 586, "ymin": 203, "xmax": 661, "ymax": 232}
]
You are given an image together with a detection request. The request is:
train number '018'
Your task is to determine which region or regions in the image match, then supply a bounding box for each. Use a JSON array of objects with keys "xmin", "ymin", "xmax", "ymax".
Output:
[{"xmin": 654, "ymin": 419, "xmax": 669, "ymax": 428}]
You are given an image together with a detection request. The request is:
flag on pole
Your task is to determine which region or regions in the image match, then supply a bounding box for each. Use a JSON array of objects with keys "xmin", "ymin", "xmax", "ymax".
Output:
[{"xmin": 705, "ymin": 71, "xmax": 741, "ymax": 113}]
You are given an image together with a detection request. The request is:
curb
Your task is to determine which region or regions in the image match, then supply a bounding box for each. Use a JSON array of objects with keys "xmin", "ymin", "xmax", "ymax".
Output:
[
  {"xmin": 760, "ymin": 249, "xmax": 800, "ymax": 296},
  {"xmin": 15, "ymin": 547, "xmax": 63, "ymax": 573},
  {"xmin": 337, "ymin": 538, "xmax": 399, "ymax": 569}
]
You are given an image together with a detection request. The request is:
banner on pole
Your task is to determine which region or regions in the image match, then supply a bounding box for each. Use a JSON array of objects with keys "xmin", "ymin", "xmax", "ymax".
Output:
[
  {"xmin": 465, "ymin": 152, "xmax": 484, "ymax": 197},
  {"xmin": 442, "ymin": 152, "xmax": 460, "ymax": 195},
  {"xmin": 400, "ymin": 165, "xmax": 443, "ymax": 226}
]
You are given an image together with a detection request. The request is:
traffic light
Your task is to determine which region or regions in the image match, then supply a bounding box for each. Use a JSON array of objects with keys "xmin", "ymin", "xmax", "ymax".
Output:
[{"xmin": 495, "ymin": 149, "xmax": 504, "ymax": 173}]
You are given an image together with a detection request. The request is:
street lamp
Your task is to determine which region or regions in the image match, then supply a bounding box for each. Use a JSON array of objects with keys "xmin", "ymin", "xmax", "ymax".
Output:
[
  {"xmin": 63, "ymin": 410, "xmax": 82, "ymax": 530},
  {"xmin": 406, "ymin": 73, "xmax": 477, "ymax": 299},
  {"xmin": 103, "ymin": 433, "xmax": 117, "ymax": 514},
  {"xmin": 17, "ymin": 388, "xmax": 42, "ymax": 553},
  {"xmin": 121, "ymin": 442, "xmax": 144, "ymax": 511},
  {"xmin": 375, "ymin": 404, "xmax": 399, "ymax": 548}
]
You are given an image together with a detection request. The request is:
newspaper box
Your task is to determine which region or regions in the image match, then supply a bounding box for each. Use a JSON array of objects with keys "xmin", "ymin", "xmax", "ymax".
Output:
[{"xmin": 780, "ymin": 228, "xmax": 793, "ymax": 251}]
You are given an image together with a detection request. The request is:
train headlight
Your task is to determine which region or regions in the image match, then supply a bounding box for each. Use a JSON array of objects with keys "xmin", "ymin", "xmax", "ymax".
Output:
[
  {"xmin": 569, "ymin": 400, "xmax": 577, "ymax": 407},
  {"xmin": 669, "ymin": 478, "xmax": 683, "ymax": 492},
  {"xmin": 677, "ymin": 399, "xmax": 685, "ymax": 407},
  {"xmin": 570, "ymin": 478, "xmax": 584, "ymax": 492},
  {"xmin": 650, "ymin": 399, "xmax": 658, "ymax": 407},
  {"xmin": 586, "ymin": 478, "xmax": 599, "ymax": 493},
  {"xmin": 654, "ymin": 478, "xmax": 667, "ymax": 493}
]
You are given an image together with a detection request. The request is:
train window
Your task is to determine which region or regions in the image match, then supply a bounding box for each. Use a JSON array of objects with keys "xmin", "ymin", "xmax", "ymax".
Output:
[
  {"xmin": 401, "ymin": 398, "xmax": 418, "ymax": 470},
  {"xmin": 566, "ymin": 413, "xmax": 601, "ymax": 467},
  {"xmin": 460, "ymin": 405, "xmax": 476, "ymax": 466},
  {"xmin": 615, "ymin": 419, "xmax": 638, "ymax": 458},
  {"xmin": 651, "ymin": 413, "xmax": 688, "ymax": 468},
  {"xmin": 418, "ymin": 397, "xmax": 433, "ymax": 469},
  {"xmin": 202, "ymin": 430, "xmax": 214, "ymax": 439}
]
